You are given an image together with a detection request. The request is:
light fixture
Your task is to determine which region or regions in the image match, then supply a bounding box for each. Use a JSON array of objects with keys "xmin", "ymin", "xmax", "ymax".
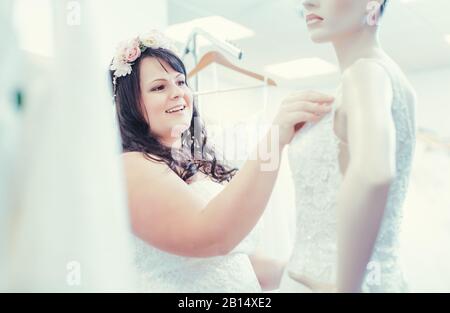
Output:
[
  {"xmin": 265, "ymin": 58, "xmax": 338, "ymax": 80},
  {"xmin": 165, "ymin": 16, "xmax": 254, "ymax": 47},
  {"xmin": 13, "ymin": 0, "xmax": 54, "ymax": 57}
]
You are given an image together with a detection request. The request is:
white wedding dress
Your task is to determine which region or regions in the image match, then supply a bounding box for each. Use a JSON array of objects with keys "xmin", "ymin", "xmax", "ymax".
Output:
[
  {"xmin": 280, "ymin": 58, "xmax": 416, "ymax": 292},
  {"xmin": 133, "ymin": 178, "xmax": 262, "ymax": 293}
]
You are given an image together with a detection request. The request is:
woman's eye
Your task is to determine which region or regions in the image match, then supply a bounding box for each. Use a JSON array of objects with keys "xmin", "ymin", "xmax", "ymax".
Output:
[
  {"xmin": 151, "ymin": 85, "xmax": 165, "ymax": 92},
  {"xmin": 177, "ymin": 80, "xmax": 186, "ymax": 86}
]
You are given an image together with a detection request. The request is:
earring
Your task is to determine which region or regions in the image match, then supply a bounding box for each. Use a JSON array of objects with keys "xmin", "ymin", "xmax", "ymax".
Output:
[{"xmin": 366, "ymin": 1, "xmax": 381, "ymax": 26}]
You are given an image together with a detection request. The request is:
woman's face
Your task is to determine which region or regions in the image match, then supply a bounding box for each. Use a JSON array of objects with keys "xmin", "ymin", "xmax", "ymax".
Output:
[
  {"xmin": 139, "ymin": 57, "xmax": 193, "ymax": 145},
  {"xmin": 301, "ymin": 0, "xmax": 375, "ymax": 43}
]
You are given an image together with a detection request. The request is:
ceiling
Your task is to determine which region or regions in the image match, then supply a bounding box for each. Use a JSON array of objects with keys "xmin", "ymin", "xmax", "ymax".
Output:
[{"xmin": 168, "ymin": 0, "xmax": 450, "ymax": 88}]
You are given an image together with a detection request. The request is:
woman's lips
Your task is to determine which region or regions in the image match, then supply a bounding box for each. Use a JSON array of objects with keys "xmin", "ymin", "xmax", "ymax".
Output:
[
  {"xmin": 165, "ymin": 104, "xmax": 186, "ymax": 114},
  {"xmin": 305, "ymin": 13, "xmax": 324, "ymax": 26}
]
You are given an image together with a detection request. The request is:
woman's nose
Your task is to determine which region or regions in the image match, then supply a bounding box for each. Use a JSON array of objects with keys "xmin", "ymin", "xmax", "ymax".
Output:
[
  {"xmin": 170, "ymin": 82, "xmax": 184, "ymax": 99},
  {"xmin": 302, "ymin": 0, "xmax": 318, "ymax": 10}
]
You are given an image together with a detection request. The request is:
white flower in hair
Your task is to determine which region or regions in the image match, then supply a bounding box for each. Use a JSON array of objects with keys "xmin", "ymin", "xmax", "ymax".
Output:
[
  {"xmin": 110, "ymin": 30, "xmax": 178, "ymax": 80},
  {"xmin": 140, "ymin": 30, "xmax": 165, "ymax": 49},
  {"xmin": 110, "ymin": 61, "xmax": 132, "ymax": 78},
  {"xmin": 140, "ymin": 30, "xmax": 179, "ymax": 54}
]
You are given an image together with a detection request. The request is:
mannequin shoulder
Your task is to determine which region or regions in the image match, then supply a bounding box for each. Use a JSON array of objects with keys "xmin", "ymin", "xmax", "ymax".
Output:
[{"xmin": 341, "ymin": 59, "xmax": 393, "ymax": 111}]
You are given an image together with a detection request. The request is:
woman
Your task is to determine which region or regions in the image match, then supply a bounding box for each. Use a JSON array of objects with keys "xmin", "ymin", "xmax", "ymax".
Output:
[
  {"xmin": 110, "ymin": 30, "xmax": 333, "ymax": 292},
  {"xmin": 281, "ymin": 0, "xmax": 416, "ymax": 292}
]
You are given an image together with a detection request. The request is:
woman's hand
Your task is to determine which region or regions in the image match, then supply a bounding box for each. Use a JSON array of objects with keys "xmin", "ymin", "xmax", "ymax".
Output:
[
  {"xmin": 273, "ymin": 90, "xmax": 334, "ymax": 148},
  {"xmin": 288, "ymin": 270, "xmax": 337, "ymax": 293},
  {"xmin": 249, "ymin": 254, "xmax": 287, "ymax": 291}
]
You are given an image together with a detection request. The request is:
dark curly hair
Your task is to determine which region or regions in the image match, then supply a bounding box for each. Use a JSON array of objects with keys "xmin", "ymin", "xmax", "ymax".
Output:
[{"xmin": 110, "ymin": 47, "xmax": 237, "ymax": 183}]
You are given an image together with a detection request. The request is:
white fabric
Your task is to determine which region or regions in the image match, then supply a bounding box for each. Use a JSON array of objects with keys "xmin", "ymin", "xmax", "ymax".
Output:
[
  {"xmin": 6, "ymin": 0, "xmax": 137, "ymax": 292},
  {"xmin": 281, "ymin": 58, "xmax": 416, "ymax": 292},
  {"xmin": 0, "ymin": 0, "xmax": 21, "ymax": 291},
  {"xmin": 134, "ymin": 179, "xmax": 262, "ymax": 293}
]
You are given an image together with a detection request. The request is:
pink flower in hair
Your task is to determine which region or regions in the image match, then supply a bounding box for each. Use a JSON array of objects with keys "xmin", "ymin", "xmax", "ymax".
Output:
[
  {"xmin": 110, "ymin": 30, "xmax": 178, "ymax": 80},
  {"xmin": 125, "ymin": 37, "xmax": 141, "ymax": 62}
]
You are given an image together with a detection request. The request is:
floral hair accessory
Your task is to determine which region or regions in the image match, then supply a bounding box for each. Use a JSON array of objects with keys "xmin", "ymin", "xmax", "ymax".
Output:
[{"xmin": 110, "ymin": 30, "xmax": 179, "ymax": 98}]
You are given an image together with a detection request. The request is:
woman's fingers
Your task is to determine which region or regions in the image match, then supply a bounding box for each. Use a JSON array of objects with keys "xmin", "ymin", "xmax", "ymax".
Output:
[
  {"xmin": 288, "ymin": 271, "xmax": 336, "ymax": 293},
  {"xmin": 286, "ymin": 111, "xmax": 320, "ymax": 125},
  {"xmin": 273, "ymin": 90, "xmax": 334, "ymax": 146},
  {"xmin": 288, "ymin": 271, "xmax": 316, "ymax": 290},
  {"xmin": 283, "ymin": 90, "xmax": 335, "ymax": 104},
  {"xmin": 285, "ymin": 101, "xmax": 332, "ymax": 115},
  {"xmin": 294, "ymin": 122, "xmax": 306, "ymax": 132}
]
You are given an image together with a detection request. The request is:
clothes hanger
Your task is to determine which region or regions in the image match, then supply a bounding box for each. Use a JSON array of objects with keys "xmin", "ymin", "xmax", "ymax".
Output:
[
  {"xmin": 418, "ymin": 131, "xmax": 450, "ymax": 150},
  {"xmin": 188, "ymin": 50, "xmax": 277, "ymax": 88}
]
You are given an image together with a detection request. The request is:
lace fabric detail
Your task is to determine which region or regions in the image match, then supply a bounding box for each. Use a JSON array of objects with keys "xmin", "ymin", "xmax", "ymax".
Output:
[
  {"xmin": 286, "ymin": 109, "xmax": 341, "ymax": 285},
  {"xmin": 133, "ymin": 179, "xmax": 262, "ymax": 292},
  {"xmin": 286, "ymin": 58, "xmax": 416, "ymax": 292}
]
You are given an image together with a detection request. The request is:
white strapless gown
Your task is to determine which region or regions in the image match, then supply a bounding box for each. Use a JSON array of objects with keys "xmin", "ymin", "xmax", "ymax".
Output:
[
  {"xmin": 280, "ymin": 58, "xmax": 416, "ymax": 292},
  {"xmin": 133, "ymin": 179, "xmax": 262, "ymax": 293}
]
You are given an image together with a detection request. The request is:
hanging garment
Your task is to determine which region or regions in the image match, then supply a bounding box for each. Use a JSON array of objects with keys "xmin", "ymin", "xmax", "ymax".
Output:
[
  {"xmin": 0, "ymin": 0, "xmax": 22, "ymax": 291},
  {"xmin": 6, "ymin": 0, "xmax": 137, "ymax": 292}
]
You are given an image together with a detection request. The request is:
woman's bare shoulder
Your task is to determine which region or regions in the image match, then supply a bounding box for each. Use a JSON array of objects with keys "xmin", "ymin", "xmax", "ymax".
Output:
[{"xmin": 121, "ymin": 151, "xmax": 169, "ymax": 176}]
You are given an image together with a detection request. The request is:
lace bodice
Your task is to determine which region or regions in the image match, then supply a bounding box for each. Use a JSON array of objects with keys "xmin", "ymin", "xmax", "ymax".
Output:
[
  {"xmin": 133, "ymin": 179, "xmax": 262, "ymax": 293},
  {"xmin": 285, "ymin": 58, "xmax": 416, "ymax": 292}
]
